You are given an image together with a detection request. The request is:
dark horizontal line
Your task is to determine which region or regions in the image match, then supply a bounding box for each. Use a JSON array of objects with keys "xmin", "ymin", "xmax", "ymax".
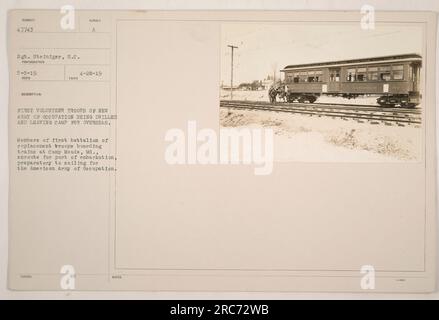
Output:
[
  {"xmin": 26, "ymin": 31, "xmax": 110, "ymax": 34},
  {"xmin": 21, "ymin": 80, "xmax": 110, "ymax": 82},
  {"xmin": 19, "ymin": 64, "xmax": 110, "ymax": 66},
  {"xmin": 19, "ymin": 47, "xmax": 110, "ymax": 50}
]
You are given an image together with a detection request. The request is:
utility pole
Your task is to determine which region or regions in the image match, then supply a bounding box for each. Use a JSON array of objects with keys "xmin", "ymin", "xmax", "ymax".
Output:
[{"xmin": 228, "ymin": 45, "xmax": 238, "ymax": 100}]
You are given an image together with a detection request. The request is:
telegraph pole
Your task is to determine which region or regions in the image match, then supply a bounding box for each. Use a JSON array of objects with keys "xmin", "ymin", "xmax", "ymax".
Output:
[{"xmin": 228, "ymin": 45, "xmax": 238, "ymax": 100}]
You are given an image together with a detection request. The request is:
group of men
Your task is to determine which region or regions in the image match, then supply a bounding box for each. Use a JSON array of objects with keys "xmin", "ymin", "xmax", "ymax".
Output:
[{"xmin": 268, "ymin": 85, "xmax": 287, "ymax": 103}]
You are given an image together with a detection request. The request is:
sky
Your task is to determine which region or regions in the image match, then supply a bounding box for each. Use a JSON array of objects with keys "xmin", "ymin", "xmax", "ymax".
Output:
[{"xmin": 220, "ymin": 22, "xmax": 423, "ymax": 85}]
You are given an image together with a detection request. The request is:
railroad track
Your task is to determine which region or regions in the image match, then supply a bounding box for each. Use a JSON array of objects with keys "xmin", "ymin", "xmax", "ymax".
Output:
[{"xmin": 220, "ymin": 100, "xmax": 422, "ymax": 125}]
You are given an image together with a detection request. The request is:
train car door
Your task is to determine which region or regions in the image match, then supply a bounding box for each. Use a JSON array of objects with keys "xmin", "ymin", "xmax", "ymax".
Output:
[
  {"xmin": 410, "ymin": 62, "xmax": 420, "ymax": 92},
  {"xmin": 328, "ymin": 68, "xmax": 341, "ymax": 93}
]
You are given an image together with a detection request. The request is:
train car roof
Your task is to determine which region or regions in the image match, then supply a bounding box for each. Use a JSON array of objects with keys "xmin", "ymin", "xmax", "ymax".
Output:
[{"xmin": 281, "ymin": 53, "xmax": 422, "ymax": 71}]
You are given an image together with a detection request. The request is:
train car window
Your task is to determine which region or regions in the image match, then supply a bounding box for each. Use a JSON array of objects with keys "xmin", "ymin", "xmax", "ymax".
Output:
[
  {"xmin": 392, "ymin": 65, "xmax": 404, "ymax": 80},
  {"xmin": 409, "ymin": 66, "xmax": 414, "ymax": 81},
  {"xmin": 307, "ymin": 71, "xmax": 316, "ymax": 82},
  {"xmin": 329, "ymin": 69, "xmax": 339, "ymax": 81},
  {"xmin": 380, "ymin": 72, "xmax": 391, "ymax": 81},
  {"xmin": 299, "ymin": 71, "xmax": 307, "ymax": 82},
  {"xmin": 369, "ymin": 72, "xmax": 378, "ymax": 81},
  {"xmin": 329, "ymin": 72, "xmax": 335, "ymax": 81},
  {"xmin": 379, "ymin": 66, "xmax": 391, "ymax": 81},
  {"xmin": 357, "ymin": 67, "xmax": 367, "ymax": 81},
  {"xmin": 367, "ymin": 67, "xmax": 378, "ymax": 81},
  {"xmin": 346, "ymin": 68, "xmax": 356, "ymax": 82},
  {"xmin": 315, "ymin": 70, "xmax": 323, "ymax": 82}
]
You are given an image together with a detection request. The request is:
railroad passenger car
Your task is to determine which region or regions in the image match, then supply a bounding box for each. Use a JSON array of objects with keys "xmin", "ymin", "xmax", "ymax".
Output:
[{"xmin": 280, "ymin": 54, "xmax": 421, "ymax": 107}]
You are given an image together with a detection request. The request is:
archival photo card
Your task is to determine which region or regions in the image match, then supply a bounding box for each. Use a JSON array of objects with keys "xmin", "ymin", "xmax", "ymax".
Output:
[{"xmin": 6, "ymin": 10, "xmax": 437, "ymax": 293}]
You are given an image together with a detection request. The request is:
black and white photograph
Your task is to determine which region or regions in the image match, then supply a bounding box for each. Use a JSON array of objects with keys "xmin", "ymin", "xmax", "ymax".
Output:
[{"xmin": 220, "ymin": 23, "xmax": 424, "ymax": 162}]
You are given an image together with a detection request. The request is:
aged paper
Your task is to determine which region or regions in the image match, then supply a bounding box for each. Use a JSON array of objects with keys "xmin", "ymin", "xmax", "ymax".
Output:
[{"xmin": 7, "ymin": 10, "xmax": 437, "ymax": 292}]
